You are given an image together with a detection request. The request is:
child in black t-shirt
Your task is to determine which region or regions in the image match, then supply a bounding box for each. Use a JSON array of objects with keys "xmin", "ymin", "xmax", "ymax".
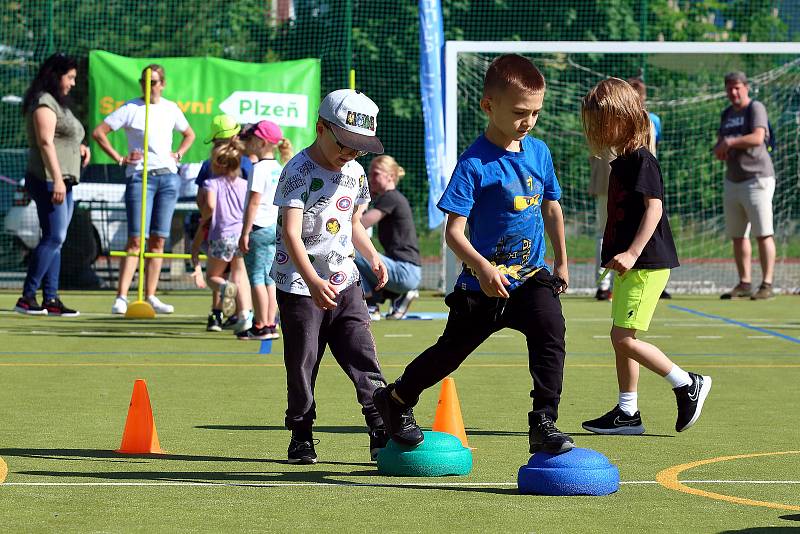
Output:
[{"xmin": 580, "ymin": 78, "xmax": 712, "ymax": 435}]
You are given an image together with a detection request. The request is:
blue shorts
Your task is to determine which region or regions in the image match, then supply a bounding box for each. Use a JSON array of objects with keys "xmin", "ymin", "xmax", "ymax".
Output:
[
  {"xmin": 244, "ymin": 225, "xmax": 277, "ymax": 286},
  {"xmin": 125, "ymin": 170, "xmax": 180, "ymax": 238}
]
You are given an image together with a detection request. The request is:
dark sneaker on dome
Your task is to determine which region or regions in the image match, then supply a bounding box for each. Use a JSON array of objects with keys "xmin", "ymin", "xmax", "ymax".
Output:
[
  {"xmin": 369, "ymin": 426, "xmax": 390, "ymax": 461},
  {"xmin": 529, "ymin": 413, "xmax": 574, "ymax": 455},
  {"xmin": 372, "ymin": 385, "xmax": 424, "ymax": 446},
  {"xmin": 582, "ymin": 405, "xmax": 645, "ymax": 435},
  {"xmin": 287, "ymin": 436, "xmax": 318, "ymax": 464},
  {"xmin": 44, "ymin": 298, "xmax": 79, "ymax": 317},
  {"xmin": 674, "ymin": 372, "xmax": 712, "ymax": 432},
  {"xmin": 14, "ymin": 296, "xmax": 47, "ymax": 316}
]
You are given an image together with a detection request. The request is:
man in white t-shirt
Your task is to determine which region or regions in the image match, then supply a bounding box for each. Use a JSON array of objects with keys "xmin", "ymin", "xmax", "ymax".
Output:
[
  {"xmin": 272, "ymin": 89, "xmax": 389, "ymax": 464},
  {"xmin": 93, "ymin": 64, "xmax": 195, "ymax": 314}
]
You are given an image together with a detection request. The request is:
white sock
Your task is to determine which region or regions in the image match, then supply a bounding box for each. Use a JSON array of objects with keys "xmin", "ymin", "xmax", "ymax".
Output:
[
  {"xmin": 618, "ymin": 392, "xmax": 638, "ymax": 416},
  {"xmin": 665, "ymin": 365, "xmax": 691, "ymax": 388}
]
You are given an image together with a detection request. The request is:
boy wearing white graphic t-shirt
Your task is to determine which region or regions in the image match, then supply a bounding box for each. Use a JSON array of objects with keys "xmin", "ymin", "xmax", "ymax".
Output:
[{"xmin": 272, "ymin": 89, "xmax": 389, "ymax": 464}]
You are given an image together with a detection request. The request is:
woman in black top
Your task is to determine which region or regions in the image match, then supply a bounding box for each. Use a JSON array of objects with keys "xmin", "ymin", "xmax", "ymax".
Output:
[{"xmin": 356, "ymin": 155, "xmax": 421, "ymax": 320}]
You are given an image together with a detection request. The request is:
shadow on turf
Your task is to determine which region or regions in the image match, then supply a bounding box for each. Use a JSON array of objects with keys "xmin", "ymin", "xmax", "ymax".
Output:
[
  {"xmin": 196, "ymin": 425, "xmax": 368, "ymax": 434},
  {"xmin": 0, "ymin": 448, "xmax": 370, "ymax": 468},
  {"xmin": 12, "ymin": 467, "xmax": 518, "ymax": 494},
  {"xmin": 720, "ymin": 529, "xmax": 800, "ymax": 533}
]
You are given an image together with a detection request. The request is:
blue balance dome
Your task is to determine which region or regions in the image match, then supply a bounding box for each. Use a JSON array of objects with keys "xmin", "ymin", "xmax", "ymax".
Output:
[
  {"xmin": 377, "ymin": 431, "xmax": 473, "ymax": 477},
  {"xmin": 518, "ymin": 447, "xmax": 619, "ymax": 496}
]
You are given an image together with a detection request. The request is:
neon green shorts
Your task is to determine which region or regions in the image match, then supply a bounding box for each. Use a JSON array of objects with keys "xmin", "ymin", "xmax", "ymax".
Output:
[{"xmin": 611, "ymin": 268, "xmax": 670, "ymax": 331}]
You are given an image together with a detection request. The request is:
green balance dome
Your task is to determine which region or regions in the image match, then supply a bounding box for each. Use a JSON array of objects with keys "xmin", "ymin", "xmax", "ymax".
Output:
[{"xmin": 377, "ymin": 431, "xmax": 473, "ymax": 477}]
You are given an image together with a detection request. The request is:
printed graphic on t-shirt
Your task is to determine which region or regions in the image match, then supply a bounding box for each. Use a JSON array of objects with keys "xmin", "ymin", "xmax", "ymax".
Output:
[
  {"xmin": 271, "ymin": 149, "xmax": 369, "ymax": 296},
  {"xmin": 437, "ymin": 135, "xmax": 561, "ymax": 292}
]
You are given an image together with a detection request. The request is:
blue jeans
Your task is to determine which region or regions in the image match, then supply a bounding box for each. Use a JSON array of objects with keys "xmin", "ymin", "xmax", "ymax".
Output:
[
  {"xmin": 22, "ymin": 176, "xmax": 75, "ymax": 301},
  {"xmin": 355, "ymin": 251, "xmax": 421, "ymax": 297},
  {"xmin": 125, "ymin": 171, "xmax": 180, "ymax": 238}
]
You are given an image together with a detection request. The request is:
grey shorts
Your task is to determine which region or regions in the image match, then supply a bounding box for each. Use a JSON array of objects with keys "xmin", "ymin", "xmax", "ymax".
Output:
[
  {"xmin": 723, "ymin": 176, "xmax": 775, "ymax": 238},
  {"xmin": 208, "ymin": 235, "xmax": 242, "ymax": 262}
]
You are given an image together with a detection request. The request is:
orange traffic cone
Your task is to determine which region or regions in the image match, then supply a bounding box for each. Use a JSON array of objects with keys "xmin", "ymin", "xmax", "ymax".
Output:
[
  {"xmin": 116, "ymin": 379, "xmax": 163, "ymax": 454},
  {"xmin": 432, "ymin": 377, "xmax": 469, "ymax": 447}
]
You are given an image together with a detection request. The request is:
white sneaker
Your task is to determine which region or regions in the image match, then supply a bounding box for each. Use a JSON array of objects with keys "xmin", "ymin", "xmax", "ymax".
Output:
[
  {"xmin": 233, "ymin": 310, "xmax": 253, "ymax": 333},
  {"xmin": 146, "ymin": 295, "xmax": 174, "ymax": 314},
  {"xmin": 111, "ymin": 296, "xmax": 128, "ymax": 315},
  {"xmin": 219, "ymin": 282, "xmax": 238, "ymax": 318},
  {"xmin": 387, "ymin": 289, "xmax": 419, "ymax": 320}
]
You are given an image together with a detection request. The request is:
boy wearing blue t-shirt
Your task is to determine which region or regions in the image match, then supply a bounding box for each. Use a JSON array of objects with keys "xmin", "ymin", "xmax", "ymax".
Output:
[{"xmin": 374, "ymin": 54, "xmax": 574, "ymax": 455}]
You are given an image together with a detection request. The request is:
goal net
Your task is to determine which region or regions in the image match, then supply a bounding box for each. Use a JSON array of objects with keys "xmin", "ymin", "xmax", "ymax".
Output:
[{"xmin": 445, "ymin": 42, "xmax": 800, "ymax": 294}]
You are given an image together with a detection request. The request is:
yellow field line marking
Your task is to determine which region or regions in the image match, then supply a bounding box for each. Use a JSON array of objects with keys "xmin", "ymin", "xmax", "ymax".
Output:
[
  {"xmin": 0, "ymin": 457, "xmax": 7, "ymax": 484},
  {"xmin": 656, "ymin": 451, "xmax": 800, "ymax": 511}
]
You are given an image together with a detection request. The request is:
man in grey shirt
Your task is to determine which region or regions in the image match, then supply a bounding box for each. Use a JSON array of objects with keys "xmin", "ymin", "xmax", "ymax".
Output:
[{"xmin": 713, "ymin": 71, "xmax": 775, "ymax": 300}]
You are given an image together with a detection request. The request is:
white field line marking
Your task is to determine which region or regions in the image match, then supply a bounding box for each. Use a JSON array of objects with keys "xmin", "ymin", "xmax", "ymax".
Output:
[
  {"xmin": 696, "ymin": 336, "xmax": 723, "ymax": 339},
  {"xmin": 384, "ymin": 334, "xmax": 412, "ymax": 338},
  {"xmin": 747, "ymin": 336, "xmax": 774, "ymax": 339},
  {"xmin": 491, "ymin": 334, "xmax": 513, "ymax": 338},
  {"xmin": 593, "ymin": 335, "xmax": 606, "ymax": 339},
  {"xmin": 4, "ymin": 480, "xmax": 800, "ymax": 488},
  {"xmin": 642, "ymin": 335, "xmax": 672, "ymax": 339},
  {"xmin": 664, "ymin": 323, "xmax": 737, "ymax": 328}
]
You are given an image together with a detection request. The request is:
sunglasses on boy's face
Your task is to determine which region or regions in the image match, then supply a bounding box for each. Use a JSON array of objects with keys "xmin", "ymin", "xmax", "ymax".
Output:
[{"xmin": 324, "ymin": 123, "xmax": 367, "ymax": 158}]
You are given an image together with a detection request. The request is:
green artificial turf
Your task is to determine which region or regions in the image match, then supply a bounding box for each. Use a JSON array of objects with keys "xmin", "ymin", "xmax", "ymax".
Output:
[{"xmin": 1, "ymin": 290, "xmax": 799, "ymax": 532}]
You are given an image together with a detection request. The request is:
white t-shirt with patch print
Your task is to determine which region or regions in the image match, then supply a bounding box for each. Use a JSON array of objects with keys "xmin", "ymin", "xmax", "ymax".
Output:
[{"xmin": 271, "ymin": 149, "xmax": 370, "ymax": 296}]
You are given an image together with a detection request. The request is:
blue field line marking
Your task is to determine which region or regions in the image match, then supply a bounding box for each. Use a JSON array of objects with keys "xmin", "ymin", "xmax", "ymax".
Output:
[
  {"xmin": 669, "ymin": 305, "xmax": 800, "ymax": 345},
  {"xmin": 259, "ymin": 340, "xmax": 272, "ymax": 354}
]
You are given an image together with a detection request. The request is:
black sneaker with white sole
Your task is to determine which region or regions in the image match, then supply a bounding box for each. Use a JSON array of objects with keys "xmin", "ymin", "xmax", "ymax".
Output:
[
  {"xmin": 372, "ymin": 385, "xmax": 424, "ymax": 446},
  {"xmin": 44, "ymin": 298, "xmax": 80, "ymax": 317},
  {"xmin": 14, "ymin": 296, "xmax": 47, "ymax": 316},
  {"xmin": 369, "ymin": 426, "xmax": 390, "ymax": 461},
  {"xmin": 287, "ymin": 436, "xmax": 318, "ymax": 464},
  {"xmin": 674, "ymin": 372, "xmax": 712, "ymax": 432},
  {"xmin": 529, "ymin": 413, "xmax": 574, "ymax": 454},
  {"xmin": 582, "ymin": 405, "xmax": 645, "ymax": 435}
]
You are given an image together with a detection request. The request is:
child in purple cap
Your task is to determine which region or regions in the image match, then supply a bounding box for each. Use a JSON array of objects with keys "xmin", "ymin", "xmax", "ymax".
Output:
[{"xmin": 237, "ymin": 121, "xmax": 294, "ymax": 340}]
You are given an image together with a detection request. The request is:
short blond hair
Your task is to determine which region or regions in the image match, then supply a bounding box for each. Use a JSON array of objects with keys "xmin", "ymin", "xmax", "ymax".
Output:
[
  {"xmin": 582, "ymin": 78, "xmax": 651, "ymax": 156},
  {"xmin": 370, "ymin": 155, "xmax": 406, "ymax": 184}
]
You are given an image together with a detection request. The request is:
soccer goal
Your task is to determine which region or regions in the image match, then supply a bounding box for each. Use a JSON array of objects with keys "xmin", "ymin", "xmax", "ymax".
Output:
[{"xmin": 442, "ymin": 41, "xmax": 800, "ymax": 294}]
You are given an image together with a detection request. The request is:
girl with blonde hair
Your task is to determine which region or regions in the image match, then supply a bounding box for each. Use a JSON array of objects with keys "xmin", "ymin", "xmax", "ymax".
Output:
[{"xmin": 580, "ymin": 78, "xmax": 711, "ymax": 435}]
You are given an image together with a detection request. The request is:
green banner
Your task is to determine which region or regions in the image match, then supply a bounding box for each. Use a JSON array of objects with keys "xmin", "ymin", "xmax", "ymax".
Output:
[{"xmin": 88, "ymin": 50, "xmax": 321, "ymax": 164}]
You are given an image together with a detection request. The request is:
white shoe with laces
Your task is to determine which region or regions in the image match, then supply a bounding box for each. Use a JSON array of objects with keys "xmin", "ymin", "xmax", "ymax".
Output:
[
  {"xmin": 111, "ymin": 296, "xmax": 128, "ymax": 315},
  {"xmin": 146, "ymin": 295, "xmax": 174, "ymax": 314}
]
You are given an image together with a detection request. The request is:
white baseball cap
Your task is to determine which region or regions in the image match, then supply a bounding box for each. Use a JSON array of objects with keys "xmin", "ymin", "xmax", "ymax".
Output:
[{"xmin": 319, "ymin": 89, "xmax": 384, "ymax": 154}]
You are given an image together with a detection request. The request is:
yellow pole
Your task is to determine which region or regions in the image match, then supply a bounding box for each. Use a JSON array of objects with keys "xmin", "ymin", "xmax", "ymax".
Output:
[
  {"xmin": 137, "ymin": 67, "xmax": 152, "ymax": 304},
  {"xmin": 349, "ymin": 69, "xmax": 356, "ymax": 90}
]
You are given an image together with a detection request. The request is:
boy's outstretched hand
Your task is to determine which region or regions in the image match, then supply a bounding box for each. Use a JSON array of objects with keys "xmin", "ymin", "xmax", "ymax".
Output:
[
  {"xmin": 309, "ymin": 276, "xmax": 339, "ymax": 311},
  {"xmin": 606, "ymin": 251, "xmax": 637, "ymax": 276},
  {"xmin": 476, "ymin": 262, "xmax": 510, "ymax": 299}
]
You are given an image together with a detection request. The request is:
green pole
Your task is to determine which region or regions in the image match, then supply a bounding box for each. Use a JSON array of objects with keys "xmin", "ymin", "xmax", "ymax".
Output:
[
  {"xmin": 345, "ymin": 0, "xmax": 353, "ymax": 87},
  {"xmin": 640, "ymin": 0, "xmax": 648, "ymax": 80},
  {"xmin": 47, "ymin": 0, "xmax": 54, "ymax": 55}
]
